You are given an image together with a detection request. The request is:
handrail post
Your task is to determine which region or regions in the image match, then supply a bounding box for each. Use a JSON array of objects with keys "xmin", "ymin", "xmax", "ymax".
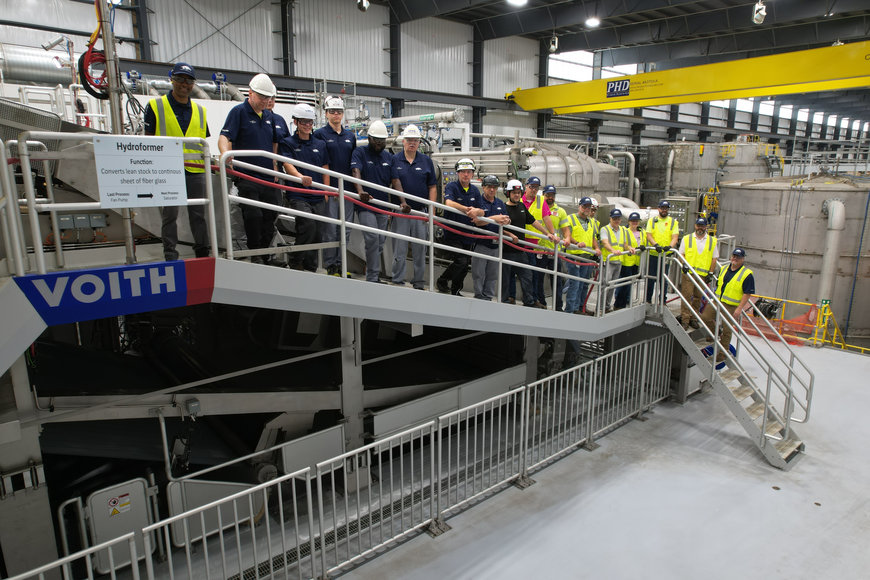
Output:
[
  {"xmin": 428, "ymin": 205, "xmax": 435, "ymax": 291},
  {"xmin": 200, "ymin": 140, "xmax": 219, "ymax": 258},
  {"xmin": 338, "ymin": 176, "xmax": 347, "ymax": 278},
  {"xmin": 496, "ymin": 225, "xmax": 504, "ymax": 303},
  {"xmin": 17, "ymin": 135, "xmax": 46, "ymax": 274},
  {"xmin": 219, "ymin": 153, "xmax": 234, "ymax": 260}
]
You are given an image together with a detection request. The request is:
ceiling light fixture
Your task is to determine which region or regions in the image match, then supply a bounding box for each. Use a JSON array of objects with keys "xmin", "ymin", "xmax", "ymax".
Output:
[
  {"xmin": 585, "ymin": 16, "xmax": 601, "ymax": 28},
  {"xmin": 506, "ymin": 0, "xmax": 529, "ymax": 6}
]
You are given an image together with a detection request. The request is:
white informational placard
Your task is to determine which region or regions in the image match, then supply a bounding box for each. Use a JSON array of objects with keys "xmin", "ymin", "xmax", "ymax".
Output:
[{"xmin": 94, "ymin": 136, "xmax": 187, "ymax": 208}]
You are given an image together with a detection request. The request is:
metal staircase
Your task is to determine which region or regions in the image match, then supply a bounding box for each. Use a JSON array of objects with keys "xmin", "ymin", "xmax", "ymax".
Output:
[{"xmin": 658, "ymin": 252, "xmax": 814, "ymax": 470}]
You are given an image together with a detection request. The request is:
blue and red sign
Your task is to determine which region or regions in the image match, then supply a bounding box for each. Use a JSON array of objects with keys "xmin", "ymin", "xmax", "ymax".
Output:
[{"xmin": 14, "ymin": 258, "xmax": 215, "ymax": 326}]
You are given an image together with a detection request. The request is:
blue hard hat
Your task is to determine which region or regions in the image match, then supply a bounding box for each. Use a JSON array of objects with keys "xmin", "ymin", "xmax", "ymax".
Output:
[
  {"xmin": 695, "ymin": 217, "xmax": 708, "ymax": 226},
  {"xmin": 628, "ymin": 212, "xmax": 641, "ymax": 221},
  {"xmin": 732, "ymin": 248, "xmax": 746, "ymax": 257},
  {"xmin": 170, "ymin": 62, "xmax": 196, "ymax": 79},
  {"xmin": 658, "ymin": 200, "xmax": 670, "ymax": 208},
  {"xmin": 579, "ymin": 196, "xmax": 593, "ymax": 206},
  {"xmin": 543, "ymin": 185, "xmax": 556, "ymax": 194},
  {"xmin": 527, "ymin": 176, "xmax": 541, "ymax": 186},
  {"xmin": 610, "ymin": 209, "xmax": 622, "ymax": 218}
]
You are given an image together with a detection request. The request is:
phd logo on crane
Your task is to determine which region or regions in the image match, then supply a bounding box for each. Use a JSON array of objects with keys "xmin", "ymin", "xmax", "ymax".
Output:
[
  {"xmin": 14, "ymin": 260, "xmax": 215, "ymax": 326},
  {"xmin": 606, "ymin": 79, "xmax": 630, "ymax": 98}
]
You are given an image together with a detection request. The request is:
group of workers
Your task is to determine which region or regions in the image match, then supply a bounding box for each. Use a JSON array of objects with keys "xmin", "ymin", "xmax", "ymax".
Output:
[{"xmin": 148, "ymin": 65, "xmax": 755, "ymax": 360}]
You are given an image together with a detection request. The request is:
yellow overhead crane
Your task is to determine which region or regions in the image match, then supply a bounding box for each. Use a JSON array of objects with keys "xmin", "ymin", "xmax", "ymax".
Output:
[{"xmin": 507, "ymin": 41, "xmax": 870, "ymax": 114}]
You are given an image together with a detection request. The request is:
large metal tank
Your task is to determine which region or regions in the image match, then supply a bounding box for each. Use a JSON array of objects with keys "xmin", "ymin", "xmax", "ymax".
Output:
[
  {"xmin": 718, "ymin": 175, "xmax": 870, "ymax": 338},
  {"xmin": 527, "ymin": 144, "xmax": 620, "ymax": 204},
  {"xmin": 643, "ymin": 143, "xmax": 774, "ymax": 208}
]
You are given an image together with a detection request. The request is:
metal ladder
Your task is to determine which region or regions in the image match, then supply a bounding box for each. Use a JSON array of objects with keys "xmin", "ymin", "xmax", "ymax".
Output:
[{"xmin": 658, "ymin": 253, "xmax": 814, "ymax": 470}]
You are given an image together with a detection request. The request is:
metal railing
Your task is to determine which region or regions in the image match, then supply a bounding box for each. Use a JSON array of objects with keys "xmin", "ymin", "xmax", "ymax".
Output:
[
  {"xmin": 11, "ymin": 335, "xmax": 673, "ymax": 580},
  {"xmin": 6, "ymin": 532, "xmax": 140, "ymax": 580},
  {"xmin": 660, "ymin": 252, "xmax": 814, "ymax": 437}
]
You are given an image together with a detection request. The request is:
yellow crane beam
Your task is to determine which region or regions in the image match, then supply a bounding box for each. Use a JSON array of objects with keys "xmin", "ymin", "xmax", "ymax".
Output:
[{"xmin": 507, "ymin": 42, "xmax": 870, "ymax": 115}]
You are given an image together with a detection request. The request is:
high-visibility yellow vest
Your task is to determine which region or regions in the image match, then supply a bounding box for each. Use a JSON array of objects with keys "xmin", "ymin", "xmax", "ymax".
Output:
[
  {"xmin": 541, "ymin": 204, "xmax": 568, "ymax": 250},
  {"xmin": 524, "ymin": 194, "xmax": 547, "ymax": 242},
  {"xmin": 683, "ymin": 233, "xmax": 717, "ymax": 275},
  {"xmin": 148, "ymin": 95, "xmax": 207, "ymax": 173},
  {"xmin": 715, "ymin": 265, "xmax": 753, "ymax": 306},
  {"xmin": 566, "ymin": 213, "xmax": 595, "ymax": 255},
  {"xmin": 622, "ymin": 228, "xmax": 642, "ymax": 267},
  {"xmin": 601, "ymin": 223, "xmax": 627, "ymax": 263},
  {"xmin": 645, "ymin": 215, "xmax": 679, "ymax": 255}
]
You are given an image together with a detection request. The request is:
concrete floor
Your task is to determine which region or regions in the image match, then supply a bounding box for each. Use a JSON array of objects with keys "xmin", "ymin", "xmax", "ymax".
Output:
[{"xmin": 341, "ymin": 344, "xmax": 870, "ymax": 580}]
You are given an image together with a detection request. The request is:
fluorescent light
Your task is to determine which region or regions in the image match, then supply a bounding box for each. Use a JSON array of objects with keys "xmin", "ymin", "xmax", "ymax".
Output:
[
  {"xmin": 585, "ymin": 16, "xmax": 601, "ymax": 28},
  {"xmin": 506, "ymin": 0, "xmax": 528, "ymax": 7}
]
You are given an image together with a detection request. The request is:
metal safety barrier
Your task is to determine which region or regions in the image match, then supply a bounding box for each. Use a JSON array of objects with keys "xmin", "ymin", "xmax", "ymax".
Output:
[{"xmin": 11, "ymin": 335, "xmax": 673, "ymax": 580}]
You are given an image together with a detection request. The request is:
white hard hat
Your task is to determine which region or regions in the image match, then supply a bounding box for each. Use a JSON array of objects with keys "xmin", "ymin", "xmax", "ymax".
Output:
[
  {"xmin": 249, "ymin": 73, "xmax": 276, "ymax": 97},
  {"xmin": 506, "ymin": 179, "xmax": 523, "ymax": 191},
  {"xmin": 401, "ymin": 124, "xmax": 422, "ymax": 139},
  {"xmin": 591, "ymin": 197, "xmax": 599, "ymax": 208},
  {"xmin": 292, "ymin": 103, "xmax": 316, "ymax": 120},
  {"xmin": 368, "ymin": 120, "xmax": 389, "ymax": 139},
  {"xmin": 323, "ymin": 96, "xmax": 344, "ymax": 110},
  {"xmin": 455, "ymin": 158, "xmax": 475, "ymax": 172}
]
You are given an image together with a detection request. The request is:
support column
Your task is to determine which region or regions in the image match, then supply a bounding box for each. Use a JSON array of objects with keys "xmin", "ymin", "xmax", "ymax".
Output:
[
  {"xmin": 592, "ymin": 51, "xmax": 603, "ymax": 80},
  {"xmin": 472, "ymin": 28, "xmax": 484, "ymax": 148},
  {"xmin": 388, "ymin": 11, "xmax": 403, "ymax": 118},
  {"xmin": 339, "ymin": 317, "xmax": 365, "ymax": 450},
  {"xmin": 749, "ymin": 98, "xmax": 760, "ymax": 133},
  {"xmin": 280, "ymin": 0, "xmax": 294, "ymax": 76},
  {"xmin": 0, "ymin": 355, "xmax": 59, "ymax": 575},
  {"xmin": 134, "ymin": 0, "xmax": 152, "ymax": 61},
  {"xmin": 667, "ymin": 104, "xmax": 680, "ymax": 142},
  {"xmin": 536, "ymin": 39, "xmax": 550, "ymax": 139}
]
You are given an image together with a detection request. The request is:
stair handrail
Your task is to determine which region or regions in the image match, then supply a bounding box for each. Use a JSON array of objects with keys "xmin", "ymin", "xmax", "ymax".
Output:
[
  {"xmin": 664, "ymin": 252, "xmax": 813, "ymax": 426},
  {"xmin": 660, "ymin": 257, "xmax": 795, "ymax": 440}
]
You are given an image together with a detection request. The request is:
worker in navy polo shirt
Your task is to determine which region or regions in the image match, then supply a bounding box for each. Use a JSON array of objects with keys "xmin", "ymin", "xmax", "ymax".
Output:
[
  {"xmin": 266, "ymin": 95, "xmax": 290, "ymax": 142},
  {"xmin": 391, "ymin": 124, "xmax": 437, "ymax": 289},
  {"xmin": 143, "ymin": 62, "xmax": 211, "ymax": 261},
  {"xmin": 219, "ymin": 73, "xmax": 280, "ymax": 259},
  {"xmin": 350, "ymin": 120, "xmax": 402, "ymax": 283},
  {"xmin": 437, "ymin": 158, "xmax": 484, "ymax": 295},
  {"xmin": 314, "ymin": 96, "xmax": 357, "ymax": 276},
  {"xmin": 280, "ymin": 103, "xmax": 330, "ymax": 272},
  {"xmin": 471, "ymin": 175, "xmax": 511, "ymax": 300}
]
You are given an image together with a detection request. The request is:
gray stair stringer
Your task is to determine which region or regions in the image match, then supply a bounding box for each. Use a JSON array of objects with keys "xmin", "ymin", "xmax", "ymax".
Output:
[{"xmin": 660, "ymin": 306, "xmax": 804, "ymax": 470}]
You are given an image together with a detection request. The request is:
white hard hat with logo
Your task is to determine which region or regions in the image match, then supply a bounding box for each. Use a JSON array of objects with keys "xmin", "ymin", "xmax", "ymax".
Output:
[
  {"xmin": 401, "ymin": 124, "xmax": 422, "ymax": 139},
  {"xmin": 506, "ymin": 179, "xmax": 523, "ymax": 191},
  {"xmin": 249, "ymin": 73, "xmax": 276, "ymax": 97},
  {"xmin": 292, "ymin": 103, "xmax": 316, "ymax": 120},
  {"xmin": 324, "ymin": 96, "xmax": 345, "ymax": 110},
  {"xmin": 368, "ymin": 120, "xmax": 389, "ymax": 139},
  {"xmin": 455, "ymin": 158, "xmax": 475, "ymax": 172}
]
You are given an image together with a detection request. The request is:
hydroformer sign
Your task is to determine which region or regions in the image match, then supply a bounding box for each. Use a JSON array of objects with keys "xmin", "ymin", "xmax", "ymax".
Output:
[{"xmin": 14, "ymin": 259, "xmax": 215, "ymax": 326}]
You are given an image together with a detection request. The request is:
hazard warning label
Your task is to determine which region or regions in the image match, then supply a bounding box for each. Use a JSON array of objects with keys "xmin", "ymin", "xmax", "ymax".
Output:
[{"xmin": 108, "ymin": 493, "xmax": 131, "ymax": 517}]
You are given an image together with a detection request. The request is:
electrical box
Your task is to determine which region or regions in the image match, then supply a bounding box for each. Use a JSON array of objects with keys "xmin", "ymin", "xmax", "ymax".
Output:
[
  {"xmin": 89, "ymin": 213, "xmax": 107, "ymax": 228},
  {"xmin": 74, "ymin": 214, "xmax": 90, "ymax": 229},
  {"xmin": 58, "ymin": 214, "xmax": 74, "ymax": 230},
  {"xmin": 662, "ymin": 196, "xmax": 697, "ymax": 234}
]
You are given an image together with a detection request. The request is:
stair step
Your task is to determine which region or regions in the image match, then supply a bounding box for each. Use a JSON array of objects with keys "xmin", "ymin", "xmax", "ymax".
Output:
[
  {"xmin": 774, "ymin": 438, "xmax": 802, "ymax": 459},
  {"xmin": 746, "ymin": 402, "xmax": 765, "ymax": 420},
  {"xmin": 718, "ymin": 369, "xmax": 742, "ymax": 384},
  {"xmin": 729, "ymin": 385, "xmax": 754, "ymax": 401},
  {"xmin": 764, "ymin": 420, "xmax": 784, "ymax": 436},
  {"xmin": 693, "ymin": 338, "xmax": 711, "ymax": 349}
]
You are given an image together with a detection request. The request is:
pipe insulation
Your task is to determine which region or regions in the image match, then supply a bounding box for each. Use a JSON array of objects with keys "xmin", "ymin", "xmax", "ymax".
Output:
[
  {"xmin": 817, "ymin": 198, "xmax": 846, "ymax": 306},
  {"xmin": 0, "ymin": 43, "xmax": 72, "ymax": 85}
]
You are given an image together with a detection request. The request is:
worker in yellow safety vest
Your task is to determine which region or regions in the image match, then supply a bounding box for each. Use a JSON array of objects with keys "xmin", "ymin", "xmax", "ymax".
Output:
[
  {"xmin": 701, "ymin": 248, "xmax": 756, "ymax": 363},
  {"xmin": 644, "ymin": 200, "xmax": 680, "ymax": 303},
  {"xmin": 540, "ymin": 185, "xmax": 570, "ymax": 311},
  {"xmin": 144, "ymin": 62, "xmax": 211, "ymax": 261},
  {"xmin": 613, "ymin": 211, "xmax": 644, "ymax": 309},
  {"xmin": 562, "ymin": 197, "xmax": 600, "ymax": 314},
  {"xmin": 677, "ymin": 217, "xmax": 719, "ymax": 329},
  {"xmin": 521, "ymin": 176, "xmax": 557, "ymax": 307},
  {"xmin": 599, "ymin": 208, "xmax": 629, "ymax": 312}
]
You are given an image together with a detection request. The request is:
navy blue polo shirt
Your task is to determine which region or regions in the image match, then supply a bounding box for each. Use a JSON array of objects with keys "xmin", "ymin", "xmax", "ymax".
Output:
[
  {"xmin": 279, "ymin": 132, "xmax": 329, "ymax": 202},
  {"xmin": 393, "ymin": 151, "xmax": 436, "ymax": 211},
  {"xmin": 272, "ymin": 111, "xmax": 290, "ymax": 142},
  {"xmin": 220, "ymin": 100, "xmax": 277, "ymax": 176},
  {"xmin": 442, "ymin": 180, "xmax": 480, "ymax": 245},
  {"xmin": 350, "ymin": 145, "xmax": 395, "ymax": 212},
  {"xmin": 477, "ymin": 195, "xmax": 509, "ymax": 248},
  {"xmin": 314, "ymin": 124, "xmax": 356, "ymax": 191}
]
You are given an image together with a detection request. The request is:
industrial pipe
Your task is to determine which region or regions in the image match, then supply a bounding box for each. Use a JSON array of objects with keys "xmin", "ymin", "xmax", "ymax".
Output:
[
  {"xmin": 0, "ymin": 43, "xmax": 71, "ymax": 85},
  {"xmin": 609, "ymin": 151, "xmax": 636, "ymax": 202},
  {"xmin": 817, "ymin": 198, "xmax": 845, "ymax": 307},
  {"xmin": 664, "ymin": 148, "xmax": 676, "ymax": 194},
  {"xmin": 348, "ymin": 108, "xmax": 465, "ymax": 133}
]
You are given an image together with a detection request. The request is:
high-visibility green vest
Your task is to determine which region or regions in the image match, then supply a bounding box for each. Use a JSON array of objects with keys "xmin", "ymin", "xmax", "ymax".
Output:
[
  {"xmin": 622, "ymin": 228, "xmax": 642, "ymax": 267},
  {"xmin": 716, "ymin": 264, "xmax": 753, "ymax": 306},
  {"xmin": 645, "ymin": 215, "xmax": 679, "ymax": 255},
  {"xmin": 148, "ymin": 95, "xmax": 207, "ymax": 173},
  {"xmin": 683, "ymin": 233, "xmax": 717, "ymax": 275},
  {"xmin": 541, "ymin": 204, "xmax": 568, "ymax": 250},
  {"xmin": 601, "ymin": 223, "xmax": 627, "ymax": 263},
  {"xmin": 524, "ymin": 193, "xmax": 547, "ymax": 242},
  {"xmin": 565, "ymin": 213, "xmax": 595, "ymax": 256}
]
